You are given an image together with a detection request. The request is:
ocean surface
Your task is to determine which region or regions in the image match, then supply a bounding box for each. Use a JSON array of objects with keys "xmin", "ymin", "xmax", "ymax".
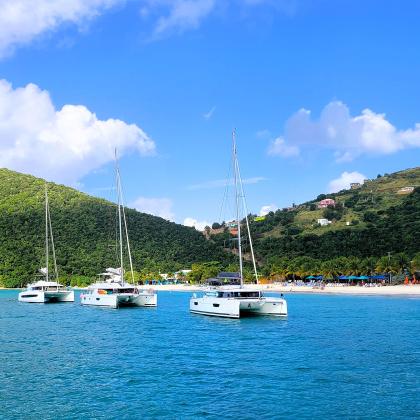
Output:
[{"xmin": 0, "ymin": 290, "xmax": 419, "ymax": 419}]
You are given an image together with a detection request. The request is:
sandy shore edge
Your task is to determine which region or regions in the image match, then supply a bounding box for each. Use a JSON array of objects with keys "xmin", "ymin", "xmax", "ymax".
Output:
[
  {"xmin": 2, "ymin": 284, "xmax": 419, "ymax": 296},
  {"xmin": 152, "ymin": 284, "xmax": 420, "ymax": 296}
]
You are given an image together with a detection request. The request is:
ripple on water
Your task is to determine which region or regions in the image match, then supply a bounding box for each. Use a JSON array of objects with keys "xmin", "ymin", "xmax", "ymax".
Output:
[{"xmin": 0, "ymin": 291, "xmax": 419, "ymax": 419}]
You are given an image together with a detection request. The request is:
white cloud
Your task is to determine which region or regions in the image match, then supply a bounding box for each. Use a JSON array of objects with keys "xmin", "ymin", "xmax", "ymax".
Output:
[
  {"xmin": 0, "ymin": 79, "xmax": 155, "ymax": 185},
  {"xmin": 203, "ymin": 105, "xmax": 216, "ymax": 120},
  {"xmin": 147, "ymin": 0, "xmax": 216, "ymax": 36},
  {"xmin": 256, "ymin": 129, "xmax": 271, "ymax": 139},
  {"xmin": 183, "ymin": 217, "xmax": 210, "ymax": 231},
  {"xmin": 267, "ymin": 136, "xmax": 300, "ymax": 157},
  {"xmin": 132, "ymin": 197, "xmax": 174, "ymax": 221},
  {"xmin": 143, "ymin": 0, "xmax": 295, "ymax": 38},
  {"xmin": 259, "ymin": 204, "xmax": 277, "ymax": 216},
  {"xmin": 0, "ymin": 0, "xmax": 123, "ymax": 58},
  {"xmin": 187, "ymin": 176, "xmax": 267, "ymax": 190},
  {"xmin": 328, "ymin": 171, "xmax": 366, "ymax": 193},
  {"xmin": 275, "ymin": 101, "xmax": 420, "ymax": 161},
  {"xmin": 0, "ymin": 0, "xmax": 298, "ymax": 56}
]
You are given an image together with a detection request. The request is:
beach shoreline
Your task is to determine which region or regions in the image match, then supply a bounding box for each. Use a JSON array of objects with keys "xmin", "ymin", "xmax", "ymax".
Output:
[
  {"xmin": 147, "ymin": 284, "xmax": 420, "ymax": 296},
  {"xmin": 2, "ymin": 284, "xmax": 419, "ymax": 296}
]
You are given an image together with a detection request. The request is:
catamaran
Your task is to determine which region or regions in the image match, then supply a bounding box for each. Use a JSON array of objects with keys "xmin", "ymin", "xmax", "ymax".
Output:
[
  {"xmin": 189, "ymin": 131, "xmax": 287, "ymax": 318},
  {"xmin": 80, "ymin": 267, "xmax": 156, "ymax": 308},
  {"xmin": 80, "ymin": 150, "xmax": 157, "ymax": 309},
  {"xmin": 18, "ymin": 185, "xmax": 74, "ymax": 303}
]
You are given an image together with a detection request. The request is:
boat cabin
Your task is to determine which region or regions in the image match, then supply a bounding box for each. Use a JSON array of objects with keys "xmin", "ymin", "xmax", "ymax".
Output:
[
  {"xmin": 86, "ymin": 284, "xmax": 137, "ymax": 294},
  {"xmin": 28, "ymin": 282, "xmax": 64, "ymax": 291},
  {"xmin": 206, "ymin": 290, "xmax": 262, "ymax": 299}
]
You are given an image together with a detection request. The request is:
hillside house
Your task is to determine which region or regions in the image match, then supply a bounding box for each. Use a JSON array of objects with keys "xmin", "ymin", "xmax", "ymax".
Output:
[
  {"xmin": 317, "ymin": 198, "xmax": 336, "ymax": 208},
  {"xmin": 317, "ymin": 218, "xmax": 331, "ymax": 226},
  {"xmin": 350, "ymin": 182, "xmax": 361, "ymax": 190}
]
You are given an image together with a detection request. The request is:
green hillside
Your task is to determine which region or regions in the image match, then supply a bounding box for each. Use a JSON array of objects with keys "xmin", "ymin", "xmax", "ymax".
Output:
[
  {"xmin": 0, "ymin": 169, "xmax": 230, "ymax": 287},
  {"xmin": 208, "ymin": 167, "xmax": 420, "ymax": 276}
]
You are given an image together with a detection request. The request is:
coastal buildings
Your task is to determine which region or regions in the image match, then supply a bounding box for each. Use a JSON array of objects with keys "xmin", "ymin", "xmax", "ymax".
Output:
[
  {"xmin": 317, "ymin": 218, "xmax": 331, "ymax": 226},
  {"xmin": 318, "ymin": 198, "xmax": 336, "ymax": 208}
]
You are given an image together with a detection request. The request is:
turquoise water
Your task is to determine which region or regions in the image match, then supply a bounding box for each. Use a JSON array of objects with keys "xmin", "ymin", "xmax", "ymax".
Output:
[{"xmin": 0, "ymin": 290, "xmax": 419, "ymax": 419}]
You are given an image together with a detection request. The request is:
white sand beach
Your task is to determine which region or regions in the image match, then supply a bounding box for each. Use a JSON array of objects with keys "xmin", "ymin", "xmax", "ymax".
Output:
[
  {"xmin": 150, "ymin": 283, "xmax": 420, "ymax": 296},
  {"xmin": 3, "ymin": 284, "xmax": 419, "ymax": 296}
]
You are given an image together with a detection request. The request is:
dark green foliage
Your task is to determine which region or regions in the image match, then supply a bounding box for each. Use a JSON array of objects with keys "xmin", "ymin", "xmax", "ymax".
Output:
[
  {"xmin": 363, "ymin": 211, "xmax": 379, "ymax": 223},
  {"xmin": 285, "ymin": 225, "xmax": 302, "ymax": 236},
  {"xmin": 0, "ymin": 169, "xmax": 230, "ymax": 287},
  {"xmin": 322, "ymin": 207, "xmax": 342, "ymax": 221},
  {"xmin": 254, "ymin": 188, "xmax": 420, "ymax": 262}
]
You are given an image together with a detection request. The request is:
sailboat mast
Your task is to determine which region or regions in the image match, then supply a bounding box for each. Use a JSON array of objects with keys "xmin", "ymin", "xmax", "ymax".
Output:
[
  {"xmin": 115, "ymin": 149, "xmax": 125, "ymax": 285},
  {"xmin": 48, "ymin": 200, "xmax": 59, "ymax": 281},
  {"xmin": 236, "ymin": 158, "xmax": 259, "ymax": 284},
  {"xmin": 117, "ymin": 168, "xmax": 135, "ymax": 284},
  {"xmin": 233, "ymin": 130, "xmax": 244, "ymax": 287},
  {"xmin": 45, "ymin": 183, "xmax": 49, "ymax": 282}
]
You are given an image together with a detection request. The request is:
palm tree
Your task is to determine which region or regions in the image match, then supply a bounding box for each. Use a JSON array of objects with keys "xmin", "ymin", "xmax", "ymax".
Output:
[
  {"xmin": 333, "ymin": 256, "xmax": 350, "ymax": 275},
  {"xmin": 347, "ymin": 257, "xmax": 362, "ymax": 276},
  {"xmin": 286, "ymin": 259, "xmax": 300, "ymax": 281},
  {"xmin": 321, "ymin": 260, "xmax": 339, "ymax": 281},
  {"xmin": 411, "ymin": 253, "xmax": 420, "ymax": 272},
  {"xmin": 361, "ymin": 257, "xmax": 377, "ymax": 276},
  {"xmin": 376, "ymin": 256, "xmax": 399, "ymax": 275},
  {"xmin": 394, "ymin": 252, "xmax": 410, "ymax": 274}
]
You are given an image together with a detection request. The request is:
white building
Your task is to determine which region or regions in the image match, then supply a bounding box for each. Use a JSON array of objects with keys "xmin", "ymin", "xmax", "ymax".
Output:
[{"xmin": 317, "ymin": 218, "xmax": 331, "ymax": 226}]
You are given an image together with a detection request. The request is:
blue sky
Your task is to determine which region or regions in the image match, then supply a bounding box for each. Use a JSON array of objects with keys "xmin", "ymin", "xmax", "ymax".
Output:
[{"xmin": 0, "ymin": 0, "xmax": 419, "ymax": 229}]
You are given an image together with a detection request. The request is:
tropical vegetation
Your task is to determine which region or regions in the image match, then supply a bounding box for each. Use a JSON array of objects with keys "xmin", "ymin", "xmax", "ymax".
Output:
[{"xmin": 0, "ymin": 169, "xmax": 232, "ymax": 287}]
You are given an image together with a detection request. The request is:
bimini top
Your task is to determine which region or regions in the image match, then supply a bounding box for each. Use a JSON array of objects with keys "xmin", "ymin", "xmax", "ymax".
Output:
[
  {"xmin": 206, "ymin": 273, "xmax": 241, "ymax": 286},
  {"xmin": 27, "ymin": 280, "xmax": 65, "ymax": 288},
  {"xmin": 217, "ymin": 272, "xmax": 241, "ymax": 280},
  {"xmin": 97, "ymin": 267, "xmax": 123, "ymax": 283}
]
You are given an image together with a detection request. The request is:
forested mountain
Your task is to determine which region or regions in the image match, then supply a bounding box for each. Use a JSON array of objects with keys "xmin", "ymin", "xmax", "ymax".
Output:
[
  {"xmin": 208, "ymin": 168, "xmax": 420, "ymax": 276},
  {"xmin": 0, "ymin": 169, "xmax": 230, "ymax": 287}
]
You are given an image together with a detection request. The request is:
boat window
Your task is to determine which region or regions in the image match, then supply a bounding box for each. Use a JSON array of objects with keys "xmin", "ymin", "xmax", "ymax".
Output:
[
  {"xmin": 213, "ymin": 303, "xmax": 220, "ymax": 307},
  {"xmin": 194, "ymin": 302, "xmax": 198, "ymax": 305},
  {"xmin": 233, "ymin": 291, "xmax": 260, "ymax": 298}
]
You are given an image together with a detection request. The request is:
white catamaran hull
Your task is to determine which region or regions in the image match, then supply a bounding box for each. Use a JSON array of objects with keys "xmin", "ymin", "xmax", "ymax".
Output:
[
  {"xmin": 81, "ymin": 291, "xmax": 157, "ymax": 308},
  {"xmin": 18, "ymin": 290, "xmax": 74, "ymax": 303},
  {"xmin": 190, "ymin": 296, "xmax": 287, "ymax": 318},
  {"xmin": 132, "ymin": 292, "xmax": 157, "ymax": 307}
]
